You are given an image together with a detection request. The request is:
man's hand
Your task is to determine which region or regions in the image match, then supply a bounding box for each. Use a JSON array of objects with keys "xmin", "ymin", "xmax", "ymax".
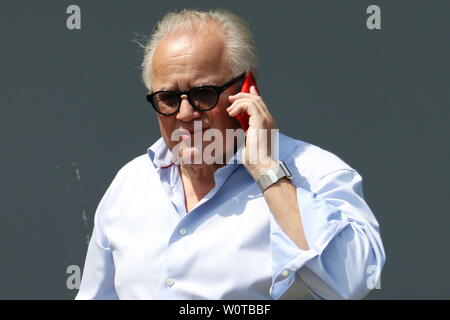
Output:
[
  {"xmin": 228, "ymin": 86, "xmax": 309, "ymax": 250},
  {"xmin": 227, "ymin": 86, "xmax": 278, "ymax": 179}
]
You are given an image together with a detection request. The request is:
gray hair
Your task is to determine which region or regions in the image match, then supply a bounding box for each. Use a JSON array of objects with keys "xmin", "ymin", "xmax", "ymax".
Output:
[{"xmin": 140, "ymin": 9, "xmax": 258, "ymax": 91}]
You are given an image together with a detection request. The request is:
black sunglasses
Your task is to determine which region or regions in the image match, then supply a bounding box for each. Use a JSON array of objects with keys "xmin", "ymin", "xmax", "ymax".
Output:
[{"xmin": 146, "ymin": 73, "xmax": 245, "ymax": 116}]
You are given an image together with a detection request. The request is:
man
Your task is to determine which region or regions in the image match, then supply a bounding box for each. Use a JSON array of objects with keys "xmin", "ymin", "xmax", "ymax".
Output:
[{"xmin": 76, "ymin": 9, "xmax": 385, "ymax": 300}]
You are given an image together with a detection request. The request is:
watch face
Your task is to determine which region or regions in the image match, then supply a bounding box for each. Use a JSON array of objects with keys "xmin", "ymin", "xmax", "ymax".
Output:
[{"xmin": 280, "ymin": 161, "xmax": 293, "ymax": 178}]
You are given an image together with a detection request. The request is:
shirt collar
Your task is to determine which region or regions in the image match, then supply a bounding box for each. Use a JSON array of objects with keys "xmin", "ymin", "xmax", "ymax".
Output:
[{"xmin": 147, "ymin": 137, "xmax": 175, "ymax": 169}]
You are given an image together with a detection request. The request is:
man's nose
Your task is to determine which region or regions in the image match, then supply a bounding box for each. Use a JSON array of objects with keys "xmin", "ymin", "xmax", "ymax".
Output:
[{"xmin": 176, "ymin": 95, "xmax": 201, "ymax": 121}]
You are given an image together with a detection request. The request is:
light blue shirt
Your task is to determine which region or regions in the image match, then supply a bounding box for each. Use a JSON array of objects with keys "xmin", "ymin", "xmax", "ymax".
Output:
[{"xmin": 76, "ymin": 133, "xmax": 385, "ymax": 300}]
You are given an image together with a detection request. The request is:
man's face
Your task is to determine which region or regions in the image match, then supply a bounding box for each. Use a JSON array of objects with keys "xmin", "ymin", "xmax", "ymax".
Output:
[{"xmin": 151, "ymin": 25, "xmax": 242, "ymax": 164}]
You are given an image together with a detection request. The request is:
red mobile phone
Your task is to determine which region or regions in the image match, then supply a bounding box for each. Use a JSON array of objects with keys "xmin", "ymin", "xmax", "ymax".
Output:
[{"xmin": 236, "ymin": 71, "xmax": 260, "ymax": 132}]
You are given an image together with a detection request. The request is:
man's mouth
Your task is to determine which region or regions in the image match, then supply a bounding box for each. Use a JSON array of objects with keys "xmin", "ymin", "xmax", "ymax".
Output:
[
  {"xmin": 184, "ymin": 127, "xmax": 210, "ymax": 135},
  {"xmin": 175, "ymin": 121, "xmax": 211, "ymax": 139}
]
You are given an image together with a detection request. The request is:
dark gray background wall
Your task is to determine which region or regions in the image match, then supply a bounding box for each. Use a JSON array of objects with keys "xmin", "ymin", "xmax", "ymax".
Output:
[{"xmin": 1, "ymin": 0, "xmax": 448, "ymax": 299}]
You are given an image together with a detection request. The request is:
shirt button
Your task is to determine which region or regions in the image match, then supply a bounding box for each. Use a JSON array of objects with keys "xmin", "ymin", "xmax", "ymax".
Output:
[
  {"xmin": 282, "ymin": 270, "xmax": 290, "ymax": 278},
  {"xmin": 178, "ymin": 228, "xmax": 187, "ymax": 236},
  {"xmin": 166, "ymin": 278, "xmax": 175, "ymax": 287}
]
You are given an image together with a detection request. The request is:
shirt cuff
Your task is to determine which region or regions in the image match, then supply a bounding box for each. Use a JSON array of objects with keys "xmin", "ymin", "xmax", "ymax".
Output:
[{"xmin": 269, "ymin": 186, "xmax": 349, "ymax": 299}]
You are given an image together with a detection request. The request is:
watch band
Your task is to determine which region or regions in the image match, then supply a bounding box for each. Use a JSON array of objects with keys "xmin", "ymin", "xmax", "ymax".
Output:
[{"xmin": 256, "ymin": 161, "xmax": 292, "ymax": 192}]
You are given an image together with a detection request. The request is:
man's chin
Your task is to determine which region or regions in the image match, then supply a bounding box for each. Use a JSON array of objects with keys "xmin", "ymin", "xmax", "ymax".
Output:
[
  {"xmin": 176, "ymin": 146, "xmax": 204, "ymax": 165},
  {"xmin": 175, "ymin": 146, "xmax": 227, "ymax": 167}
]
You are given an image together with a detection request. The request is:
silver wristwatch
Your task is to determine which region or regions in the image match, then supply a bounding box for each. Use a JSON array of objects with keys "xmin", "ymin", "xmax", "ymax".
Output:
[{"xmin": 256, "ymin": 161, "xmax": 293, "ymax": 192}]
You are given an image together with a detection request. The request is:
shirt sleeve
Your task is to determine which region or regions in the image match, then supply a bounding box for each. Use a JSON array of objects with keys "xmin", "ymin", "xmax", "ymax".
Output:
[
  {"xmin": 269, "ymin": 169, "xmax": 385, "ymax": 300},
  {"xmin": 75, "ymin": 173, "xmax": 122, "ymax": 300}
]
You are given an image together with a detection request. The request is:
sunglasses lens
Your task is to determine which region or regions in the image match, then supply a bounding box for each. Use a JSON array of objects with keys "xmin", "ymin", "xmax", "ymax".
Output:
[
  {"xmin": 190, "ymin": 87, "xmax": 218, "ymax": 110},
  {"xmin": 153, "ymin": 92, "xmax": 180, "ymax": 114}
]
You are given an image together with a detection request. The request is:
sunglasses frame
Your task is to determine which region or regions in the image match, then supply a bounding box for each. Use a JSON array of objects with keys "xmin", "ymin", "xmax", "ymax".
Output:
[{"xmin": 146, "ymin": 73, "xmax": 245, "ymax": 116}]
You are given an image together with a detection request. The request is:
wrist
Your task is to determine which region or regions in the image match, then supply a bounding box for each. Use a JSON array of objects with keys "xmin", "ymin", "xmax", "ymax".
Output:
[
  {"xmin": 252, "ymin": 160, "xmax": 293, "ymax": 192},
  {"xmin": 246, "ymin": 158, "xmax": 278, "ymax": 181}
]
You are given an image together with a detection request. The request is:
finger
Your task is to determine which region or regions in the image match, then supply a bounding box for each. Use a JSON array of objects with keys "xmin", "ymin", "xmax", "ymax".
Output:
[
  {"xmin": 229, "ymin": 91, "xmax": 269, "ymax": 114},
  {"xmin": 227, "ymin": 100, "xmax": 250, "ymax": 117},
  {"xmin": 227, "ymin": 100, "xmax": 259, "ymax": 117},
  {"xmin": 227, "ymin": 98, "xmax": 263, "ymax": 116},
  {"xmin": 250, "ymin": 85, "xmax": 259, "ymax": 96},
  {"xmin": 228, "ymin": 92, "xmax": 254, "ymax": 101},
  {"xmin": 227, "ymin": 98, "xmax": 270, "ymax": 120}
]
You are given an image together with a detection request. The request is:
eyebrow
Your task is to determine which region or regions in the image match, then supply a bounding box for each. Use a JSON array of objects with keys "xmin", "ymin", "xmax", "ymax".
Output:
[
  {"xmin": 196, "ymin": 80, "xmax": 217, "ymax": 87},
  {"xmin": 157, "ymin": 80, "xmax": 218, "ymax": 92}
]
